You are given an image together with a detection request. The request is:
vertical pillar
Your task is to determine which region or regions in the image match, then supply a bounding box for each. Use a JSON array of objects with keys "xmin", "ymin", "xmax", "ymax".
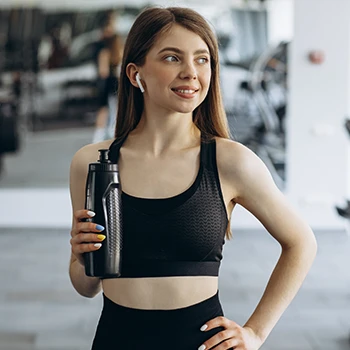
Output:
[
  {"xmin": 266, "ymin": 0, "xmax": 294, "ymax": 46},
  {"xmin": 286, "ymin": 0, "xmax": 350, "ymax": 229}
]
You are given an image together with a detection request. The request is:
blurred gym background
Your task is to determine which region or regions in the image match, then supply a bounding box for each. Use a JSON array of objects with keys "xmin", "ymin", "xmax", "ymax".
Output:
[{"xmin": 1, "ymin": 1, "xmax": 350, "ymax": 349}]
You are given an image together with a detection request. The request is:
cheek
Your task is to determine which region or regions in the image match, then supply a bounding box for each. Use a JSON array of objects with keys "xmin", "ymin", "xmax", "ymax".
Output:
[
  {"xmin": 159, "ymin": 71, "xmax": 174, "ymax": 85},
  {"xmin": 201, "ymin": 66, "xmax": 211, "ymax": 83},
  {"xmin": 202, "ymin": 71, "xmax": 212, "ymax": 93},
  {"xmin": 148, "ymin": 69, "xmax": 175, "ymax": 91}
]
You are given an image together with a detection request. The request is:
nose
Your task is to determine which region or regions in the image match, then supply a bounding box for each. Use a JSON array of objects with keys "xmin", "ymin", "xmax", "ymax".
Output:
[{"xmin": 179, "ymin": 61, "xmax": 197, "ymax": 80}]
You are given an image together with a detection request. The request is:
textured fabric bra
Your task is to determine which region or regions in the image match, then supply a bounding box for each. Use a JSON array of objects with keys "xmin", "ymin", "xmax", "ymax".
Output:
[{"xmin": 108, "ymin": 136, "xmax": 228, "ymax": 278}]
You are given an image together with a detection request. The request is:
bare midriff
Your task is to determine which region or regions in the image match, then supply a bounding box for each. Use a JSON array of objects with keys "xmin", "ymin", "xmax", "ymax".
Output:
[{"xmin": 102, "ymin": 276, "xmax": 218, "ymax": 310}]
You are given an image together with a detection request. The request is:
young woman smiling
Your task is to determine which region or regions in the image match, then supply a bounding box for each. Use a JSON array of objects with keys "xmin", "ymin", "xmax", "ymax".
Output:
[{"xmin": 69, "ymin": 6, "xmax": 317, "ymax": 350}]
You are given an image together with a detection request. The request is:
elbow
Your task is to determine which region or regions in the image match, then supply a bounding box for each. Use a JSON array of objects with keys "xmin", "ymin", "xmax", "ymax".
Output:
[
  {"xmin": 300, "ymin": 235, "xmax": 318, "ymax": 271},
  {"xmin": 69, "ymin": 268, "xmax": 102, "ymax": 299},
  {"xmin": 72, "ymin": 282, "xmax": 101, "ymax": 299},
  {"xmin": 305, "ymin": 228, "xmax": 318, "ymax": 259},
  {"xmin": 78, "ymin": 289, "xmax": 100, "ymax": 299},
  {"xmin": 283, "ymin": 229, "xmax": 318, "ymax": 261},
  {"xmin": 310, "ymin": 236, "xmax": 318, "ymax": 261}
]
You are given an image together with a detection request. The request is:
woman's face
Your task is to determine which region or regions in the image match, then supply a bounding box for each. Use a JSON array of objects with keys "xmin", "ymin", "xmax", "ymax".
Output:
[{"xmin": 138, "ymin": 24, "xmax": 212, "ymax": 116}]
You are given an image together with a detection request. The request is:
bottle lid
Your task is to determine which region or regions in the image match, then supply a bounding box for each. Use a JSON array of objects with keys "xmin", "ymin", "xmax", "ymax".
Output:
[
  {"xmin": 98, "ymin": 149, "xmax": 110, "ymax": 163},
  {"xmin": 89, "ymin": 149, "xmax": 118, "ymax": 171}
]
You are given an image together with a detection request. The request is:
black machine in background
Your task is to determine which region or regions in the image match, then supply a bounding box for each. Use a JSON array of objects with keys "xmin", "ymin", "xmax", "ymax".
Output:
[
  {"xmin": 335, "ymin": 119, "xmax": 350, "ymax": 222},
  {"xmin": 214, "ymin": 3, "xmax": 288, "ymax": 189},
  {"xmin": 0, "ymin": 8, "xmax": 45, "ymax": 169},
  {"xmin": 1, "ymin": 6, "xmax": 142, "ymax": 132},
  {"xmin": 0, "ymin": 90, "xmax": 20, "ymax": 176},
  {"xmin": 223, "ymin": 41, "xmax": 288, "ymax": 189}
]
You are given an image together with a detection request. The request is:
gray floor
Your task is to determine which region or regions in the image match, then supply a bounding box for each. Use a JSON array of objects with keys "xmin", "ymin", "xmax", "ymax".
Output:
[{"xmin": 0, "ymin": 228, "xmax": 349, "ymax": 350}]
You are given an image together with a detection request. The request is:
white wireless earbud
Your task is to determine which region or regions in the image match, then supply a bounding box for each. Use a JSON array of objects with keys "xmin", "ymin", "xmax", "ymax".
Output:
[{"xmin": 135, "ymin": 72, "xmax": 145, "ymax": 93}]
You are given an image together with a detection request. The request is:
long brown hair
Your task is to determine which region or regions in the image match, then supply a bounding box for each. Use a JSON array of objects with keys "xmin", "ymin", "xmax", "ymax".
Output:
[
  {"xmin": 115, "ymin": 6, "xmax": 230, "ymax": 140},
  {"xmin": 114, "ymin": 6, "xmax": 232, "ymax": 238}
]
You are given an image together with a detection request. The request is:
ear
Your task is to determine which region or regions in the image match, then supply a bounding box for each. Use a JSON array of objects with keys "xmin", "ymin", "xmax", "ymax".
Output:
[{"xmin": 126, "ymin": 63, "xmax": 143, "ymax": 90}]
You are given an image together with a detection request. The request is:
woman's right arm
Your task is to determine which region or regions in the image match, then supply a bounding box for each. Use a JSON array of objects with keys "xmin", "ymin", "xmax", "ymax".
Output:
[{"xmin": 68, "ymin": 146, "xmax": 105, "ymax": 298}]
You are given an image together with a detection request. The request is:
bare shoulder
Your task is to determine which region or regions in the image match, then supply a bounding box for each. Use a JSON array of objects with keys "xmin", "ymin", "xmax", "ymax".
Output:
[
  {"xmin": 69, "ymin": 139, "xmax": 115, "ymax": 212},
  {"xmin": 215, "ymin": 137, "xmax": 270, "ymax": 179},
  {"xmin": 69, "ymin": 139, "xmax": 115, "ymax": 193},
  {"xmin": 215, "ymin": 137, "xmax": 276, "ymax": 200},
  {"xmin": 215, "ymin": 137, "xmax": 257, "ymax": 167},
  {"xmin": 70, "ymin": 139, "xmax": 115, "ymax": 173}
]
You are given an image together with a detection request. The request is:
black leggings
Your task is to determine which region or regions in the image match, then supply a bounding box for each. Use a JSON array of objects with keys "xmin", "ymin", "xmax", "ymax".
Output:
[{"xmin": 92, "ymin": 290, "xmax": 225, "ymax": 349}]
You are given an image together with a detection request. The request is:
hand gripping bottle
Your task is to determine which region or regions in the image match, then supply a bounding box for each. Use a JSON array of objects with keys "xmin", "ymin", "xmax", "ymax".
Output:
[{"xmin": 84, "ymin": 149, "xmax": 122, "ymax": 278}]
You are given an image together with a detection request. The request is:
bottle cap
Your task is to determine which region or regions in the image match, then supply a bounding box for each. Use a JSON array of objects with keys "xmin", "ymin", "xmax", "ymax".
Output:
[{"xmin": 98, "ymin": 149, "xmax": 110, "ymax": 163}]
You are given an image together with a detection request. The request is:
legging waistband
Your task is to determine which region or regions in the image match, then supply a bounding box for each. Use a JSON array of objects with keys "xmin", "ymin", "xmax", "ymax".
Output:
[
  {"xmin": 101, "ymin": 290, "xmax": 221, "ymax": 327},
  {"xmin": 92, "ymin": 290, "xmax": 225, "ymax": 350}
]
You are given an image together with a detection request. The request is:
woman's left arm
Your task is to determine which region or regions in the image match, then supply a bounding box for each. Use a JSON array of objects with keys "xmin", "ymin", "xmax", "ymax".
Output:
[
  {"xmin": 201, "ymin": 140, "xmax": 317, "ymax": 350},
  {"xmin": 233, "ymin": 145, "xmax": 317, "ymax": 343}
]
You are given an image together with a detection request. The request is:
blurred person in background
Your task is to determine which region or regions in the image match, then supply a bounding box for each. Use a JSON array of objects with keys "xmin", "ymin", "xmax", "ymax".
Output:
[
  {"xmin": 47, "ymin": 25, "xmax": 69, "ymax": 70},
  {"xmin": 69, "ymin": 6, "xmax": 317, "ymax": 350},
  {"xmin": 92, "ymin": 12, "xmax": 123, "ymax": 143}
]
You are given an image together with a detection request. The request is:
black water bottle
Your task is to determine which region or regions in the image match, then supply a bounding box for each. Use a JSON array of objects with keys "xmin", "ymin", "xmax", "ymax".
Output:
[{"xmin": 84, "ymin": 149, "xmax": 123, "ymax": 278}]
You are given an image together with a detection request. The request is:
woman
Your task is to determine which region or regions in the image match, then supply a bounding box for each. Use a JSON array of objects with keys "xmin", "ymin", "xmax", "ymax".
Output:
[
  {"xmin": 69, "ymin": 6, "xmax": 317, "ymax": 350},
  {"xmin": 92, "ymin": 14, "xmax": 123, "ymax": 143}
]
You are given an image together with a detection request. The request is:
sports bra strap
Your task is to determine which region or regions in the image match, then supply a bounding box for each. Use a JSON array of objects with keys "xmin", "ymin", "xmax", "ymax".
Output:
[{"xmin": 200, "ymin": 138, "xmax": 216, "ymax": 171}]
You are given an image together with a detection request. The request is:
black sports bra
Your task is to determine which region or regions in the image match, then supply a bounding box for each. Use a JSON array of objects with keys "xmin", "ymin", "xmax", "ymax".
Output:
[{"xmin": 108, "ymin": 137, "xmax": 228, "ymax": 277}]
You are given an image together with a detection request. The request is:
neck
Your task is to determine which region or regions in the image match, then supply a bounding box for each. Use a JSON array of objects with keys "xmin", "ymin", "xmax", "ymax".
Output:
[{"xmin": 129, "ymin": 111, "xmax": 201, "ymax": 156}]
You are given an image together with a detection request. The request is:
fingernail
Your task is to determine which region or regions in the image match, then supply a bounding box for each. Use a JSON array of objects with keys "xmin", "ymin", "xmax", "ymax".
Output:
[
  {"xmin": 96, "ymin": 225, "xmax": 105, "ymax": 231},
  {"xmin": 198, "ymin": 345, "xmax": 206, "ymax": 350},
  {"xmin": 94, "ymin": 243, "xmax": 102, "ymax": 248},
  {"xmin": 200, "ymin": 324, "xmax": 208, "ymax": 331},
  {"xmin": 87, "ymin": 211, "xmax": 95, "ymax": 217},
  {"xmin": 97, "ymin": 234, "xmax": 106, "ymax": 241}
]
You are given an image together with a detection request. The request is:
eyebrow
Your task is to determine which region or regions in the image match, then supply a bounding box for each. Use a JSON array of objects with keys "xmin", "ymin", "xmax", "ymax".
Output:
[{"xmin": 157, "ymin": 47, "xmax": 210, "ymax": 55}]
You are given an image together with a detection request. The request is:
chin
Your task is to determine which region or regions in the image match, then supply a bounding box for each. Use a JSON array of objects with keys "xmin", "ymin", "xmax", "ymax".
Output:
[
  {"xmin": 174, "ymin": 103, "xmax": 201, "ymax": 115},
  {"xmin": 174, "ymin": 109, "xmax": 196, "ymax": 115}
]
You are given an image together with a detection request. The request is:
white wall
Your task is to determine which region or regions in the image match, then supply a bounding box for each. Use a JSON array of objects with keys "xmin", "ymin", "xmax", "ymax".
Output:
[
  {"xmin": 286, "ymin": 0, "xmax": 350, "ymax": 230},
  {"xmin": 0, "ymin": 189, "xmax": 72, "ymax": 229},
  {"xmin": 266, "ymin": 0, "xmax": 294, "ymax": 45}
]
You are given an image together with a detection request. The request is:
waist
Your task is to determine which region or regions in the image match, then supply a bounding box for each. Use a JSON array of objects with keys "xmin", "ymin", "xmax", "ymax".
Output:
[
  {"xmin": 119, "ymin": 260, "xmax": 221, "ymax": 278},
  {"xmin": 102, "ymin": 275, "xmax": 218, "ymax": 310}
]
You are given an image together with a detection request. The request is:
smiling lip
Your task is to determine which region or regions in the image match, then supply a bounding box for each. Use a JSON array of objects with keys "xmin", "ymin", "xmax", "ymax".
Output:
[{"xmin": 171, "ymin": 86, "xmax": 199, "ymax": 99}]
